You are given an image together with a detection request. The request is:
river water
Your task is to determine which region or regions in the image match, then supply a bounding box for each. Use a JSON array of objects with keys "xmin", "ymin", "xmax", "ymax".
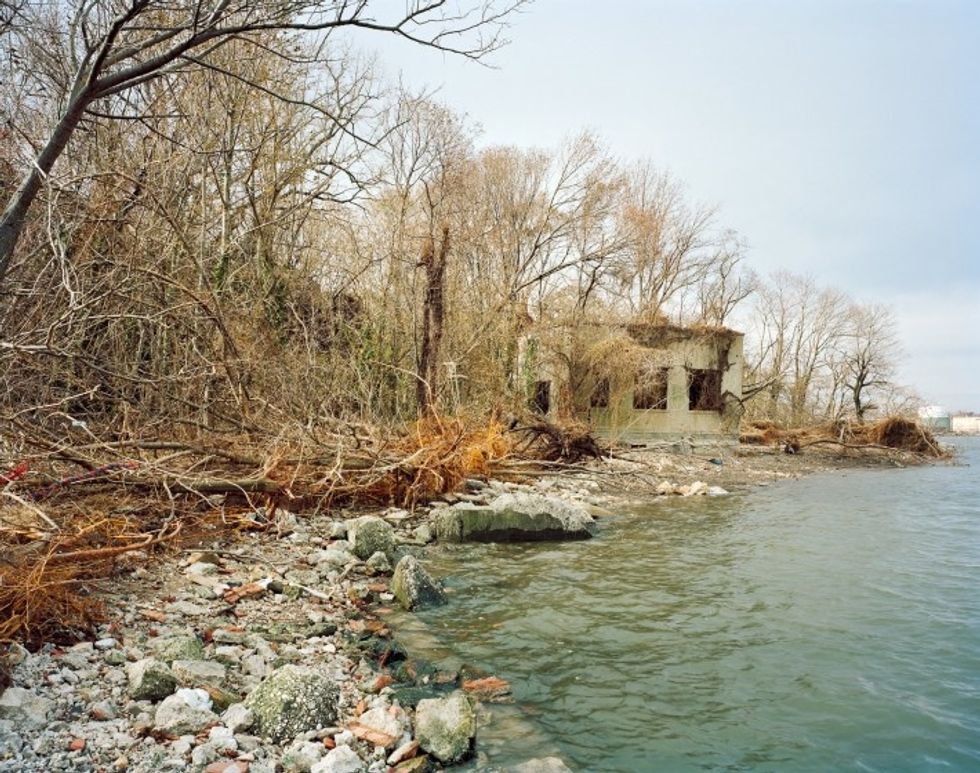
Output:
[{"xmin": 399, "ymin": 437, "xmax": 980, "ymax": 772}]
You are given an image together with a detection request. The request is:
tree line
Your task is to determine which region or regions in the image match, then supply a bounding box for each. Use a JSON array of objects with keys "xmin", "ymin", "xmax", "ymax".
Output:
[{"xmin": 0, "ymin": 0, "xmax": 909, "ymax": 439}]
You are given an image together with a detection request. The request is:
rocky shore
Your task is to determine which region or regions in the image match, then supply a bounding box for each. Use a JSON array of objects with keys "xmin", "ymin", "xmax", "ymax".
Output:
[{"xmin": 0, "ymin": 444, "xmax": 938, "ymax": 772}]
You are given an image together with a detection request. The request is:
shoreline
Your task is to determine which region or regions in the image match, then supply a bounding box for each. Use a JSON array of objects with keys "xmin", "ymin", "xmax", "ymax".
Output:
[{"xmin": 0, "ymin": 445, "xmax": 947, "ymax": 772}]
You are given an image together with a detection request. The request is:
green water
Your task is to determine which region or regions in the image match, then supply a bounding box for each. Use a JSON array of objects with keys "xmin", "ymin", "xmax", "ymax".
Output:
[{"xmin": 407, "ymin": 438, "xmax": 980, "ymax": 772}]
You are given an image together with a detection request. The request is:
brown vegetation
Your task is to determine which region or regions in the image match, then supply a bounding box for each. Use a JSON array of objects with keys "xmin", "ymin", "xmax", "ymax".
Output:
[
  {"xmin": 0, "ymin": 414, "xmax": 513, "ymax": 648},
  {"xmin": 740, "ymin": 416, "xmax": 946, "ymax": 458}
]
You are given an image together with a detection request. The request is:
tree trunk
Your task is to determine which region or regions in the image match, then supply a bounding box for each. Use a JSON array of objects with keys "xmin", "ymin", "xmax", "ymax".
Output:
[
  {"xmin": 416, "ymin": 225, "xmax": 450, "ymax": 414},
  {"xmin": 0, "ymin": 101, "xmax": 88, "ymax": 288}
]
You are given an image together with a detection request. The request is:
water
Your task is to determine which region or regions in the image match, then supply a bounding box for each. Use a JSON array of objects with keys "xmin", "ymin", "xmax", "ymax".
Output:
[{"xmin": 401, "ymin": 438, "xmax": 980, "ymax": 772}]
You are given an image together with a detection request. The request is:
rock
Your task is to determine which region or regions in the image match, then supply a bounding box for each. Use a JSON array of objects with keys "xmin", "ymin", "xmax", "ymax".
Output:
[
  {"xmin": 392, "ymin": 757, "xmax": 430, "ymax": 773},
  {"xmin": 149, "ymin": 634, "xmax": 205, "ymax": 663},
  {"xmin": 412, "ymin": 524, "xmax": 434, "ymax": 544},
  {"xmin": 414, "ymin": 691, "xmax": 476, "ymax": 764},
  {"xmin": 310, "ymin": 745, "xmax": 366, "ymax": 773},
  {"xmin": 347, "ymin": 516, "xmax": 395, "ymax": 560},
  {"xmin": 681, "ymin": 480, "xmax": 709, "ymax": 496},
  {"xmin": 282, "ymin": 738, "xmax": 326, "ymax": 772},
  {"xmin": 434, "ymin": 493, "xmax": 597, "ymax": 542},
  {"xmin": 95, "ymin": 637, "xmax": 119, "ymax": 650},
  {"xmin": 126, "ymin": 658, "xmax": 177, "ymax": 701},
  {"xmin": 348, "ymin": 705, "xmax": 409, "ymax": 749},
  {"xmin": 0, "ymin": 687, "xmax": 54, "ymax": 727},
  {"xmin": 90, "ymin": 701, "xmax": 117, "ymax": 721},
  {"xmin": 315, "ymin": 548, "xmax": 357, "ymax": 571},
  {"xmin": 511, "ymin": 757, "xmax": 574, "ymax": 772},
  {"xmin": 221, "ymin": 703, "xmax": 254, "ymax": 733},
  {"xmin": 365, "ymin": 551, "xmax": 392, "ymax": 574},
  {"xmin": 707, "ymin": 485, "xmax": 729, "ymax": 496},
  {"xmin": 171, "ymin": 659, "xmax": 226, "ymax": 686},
  {"xmin": 244, "ymin": 665, "xmax": 339, "ymax": 743},
  {"xmin": 328, "ymin": 521, "xmax": 348, "ymax": 539},
  {"xmin": 655, "ymin": 481, "xmax": 676, "ymax": 495},
  {"xmin": 387, "ymin": 740, "xmax": 419, "ymax": 766},
  {"xmin": 391, "ymin": 556, "xmax": 446, "ymax": 611},
  {"xmin": 153, "ymin": 689, "xmax": 218, "ymax": 735}
]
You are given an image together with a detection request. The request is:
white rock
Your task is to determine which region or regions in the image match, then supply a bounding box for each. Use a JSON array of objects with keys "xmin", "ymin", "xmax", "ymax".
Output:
[
  {"xmin": 282, "ymin": 738, "xmax": 326, "ymax": 772},
  {"xmin": 310, "ymin": 745, "xmax": 366, "ymax": 773},
  {"xmin": 354, "ymin": 705, "xmax": 409, "ymax": 749},
  {"xmin": 154, "ymin": 688, "xmax": 217, "ymax": 735}
]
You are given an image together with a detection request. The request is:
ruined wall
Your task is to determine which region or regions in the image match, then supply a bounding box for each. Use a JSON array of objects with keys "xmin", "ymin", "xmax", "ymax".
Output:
[{"xmin": 587, "ymin": 332, "xmax": 744, "ymax": 444}]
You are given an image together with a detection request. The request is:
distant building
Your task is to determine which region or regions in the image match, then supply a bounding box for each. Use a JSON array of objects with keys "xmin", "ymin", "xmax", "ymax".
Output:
[
  {"xmin": 526, "ymin": 323, "xmax": 744, "ymax": 445},
  {"xmin": 951, "ymin": 415, "xmax": 980, "ymax": 435},
  {"xmin": 918, "ymin": 405, "xmax": 951, "ymax": 432}
]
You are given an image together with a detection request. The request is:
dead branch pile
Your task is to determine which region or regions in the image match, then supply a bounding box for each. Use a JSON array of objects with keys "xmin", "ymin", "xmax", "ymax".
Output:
[
  {"xmin": 512, "ymin": 419, "xmax": 606, "ymax": 463},
  {"xmin": 0, "ymin": 414, "xmax": 512, "ymax": 647},
  {"xmin": 740, "ymin": 416, "xmax": 946, "ymax": 458}
]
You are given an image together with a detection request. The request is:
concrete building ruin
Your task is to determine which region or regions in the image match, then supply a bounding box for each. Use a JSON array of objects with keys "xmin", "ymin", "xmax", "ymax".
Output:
[{"xmin": 525, "ymin": 323, "xmax": 745, "ymax": 445}]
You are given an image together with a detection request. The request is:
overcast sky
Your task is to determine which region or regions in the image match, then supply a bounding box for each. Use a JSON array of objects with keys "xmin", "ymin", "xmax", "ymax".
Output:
[{"xmin": 361, "ymin": 0, "xmax": 980, "ymax": 411}]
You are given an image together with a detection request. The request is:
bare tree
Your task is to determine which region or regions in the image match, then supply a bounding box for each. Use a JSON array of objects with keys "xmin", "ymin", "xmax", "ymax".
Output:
[
  {"xmin": 838, "ymin": 302, "xmax": 899, "ymax": 422},
  {"xmin": 0, "ymin": 0, "xmax": 524, "ymax": 287}
]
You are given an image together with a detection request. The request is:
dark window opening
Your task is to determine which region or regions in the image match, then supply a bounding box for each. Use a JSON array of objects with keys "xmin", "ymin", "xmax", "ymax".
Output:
[
  {"xmin": 532, "ymin": 380, "xmax": 551, "ymax": 414},
  {"xmin": 688, "ymin": 368, "xmax": 722, "ymax": 411},
  {"xmin": 633, "ymin": 368, "xmax": 669, "ymax": 410},
  {"xmin": 590, "ymin": 378, "xmax": 610, "ymax": 408}
]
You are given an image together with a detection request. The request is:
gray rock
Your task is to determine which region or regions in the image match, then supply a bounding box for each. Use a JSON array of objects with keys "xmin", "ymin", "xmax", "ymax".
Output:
[
  {"xmin": 221, "ymin": 702, "xmax": 254, "ymax": 733},
  {"xmin": 149, "ymin": 634, "xmax": 205, "ymax": 663},
  {"xmin": 126, "ymin": 658, "xmax": 177, "ymax": 701},
  {"xmin": 153, "ymin": 688, "xmax": 217, "ymax": 735},
  {"xmin": 95, "ymin": 637, "xmax": 119, "ymax": 650},
  {"xmin": 315, "ymin": 548, "xmax": 357, "ymax": 571},
  {"xmin": 328, "ymin": 521, "xmax": 348, "ymax": 539},
  {"xmin": 0, "ymin": 687, "xmax": 54, "ymax": 728},
  {"xmin": 365, "ymin": 551, "xmax": 392, "ymax": 574},
  {"xmin": 310, "ymin": 745, "xmax": 366, "ymax": 773},
  {"xmin": 171, "ymin": 659, "xmax": 226, "ymax": 686},
  {"xmin": 244, "ymin": 665, "xmax": 339, "ymax": 743},
  {"xmin": 415, "ymin": 690, "xmax": 476, "ymax": 764},
  {"xmin": 412, "ymin": 524, "xmax": 434, "ymax": 544},
  {"xmin": 347, "ymin": 516, "xmax": 395, "ymax": 560},
  {"xmin": 511, "ymin": 757, "xmax": 575, "ymax": 773},
  {"xmin": 433, "ymin": 493, "xmax": 597, "ymax": 543},
  {"xmin": 282, "ymin": 738, "xmax": 327, "ymax": 772},
  {"xmin": 391, "ymin": 556, "xmax": 446, "ymax": 611}
]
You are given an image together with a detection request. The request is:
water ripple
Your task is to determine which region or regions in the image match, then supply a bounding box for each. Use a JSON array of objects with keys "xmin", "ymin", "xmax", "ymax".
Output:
[{"xmin": 411, "ymin": 438, "xmax": 980, "ymax": 772}]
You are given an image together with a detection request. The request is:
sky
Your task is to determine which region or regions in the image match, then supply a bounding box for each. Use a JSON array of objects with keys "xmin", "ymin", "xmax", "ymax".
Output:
[{"xmin": 359, "ymin": 0, "xmax": 980, "ymax": 411}]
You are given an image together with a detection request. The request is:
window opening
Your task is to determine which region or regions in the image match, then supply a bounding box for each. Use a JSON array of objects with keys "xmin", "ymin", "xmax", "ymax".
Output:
[
  {"xmin": 633, "ymin": 368, "xmax": 669, "ymax": 410},
  {"xmin": 688, "ymin": 369, "xmax": 722, "ymax": 411},
  {"xmin": 532, "ymin": 380, "xmax": 551, "ymax": 414}
]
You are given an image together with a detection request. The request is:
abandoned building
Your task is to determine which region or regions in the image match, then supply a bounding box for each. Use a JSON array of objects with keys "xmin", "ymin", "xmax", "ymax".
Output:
[{"xmin": 526, "ymin": 323, "xmax": 745, "ymax": 445}]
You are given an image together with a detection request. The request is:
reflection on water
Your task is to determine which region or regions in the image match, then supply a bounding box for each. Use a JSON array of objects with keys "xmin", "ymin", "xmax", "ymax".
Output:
[{"xmin": 405, "ymin": 439, "xmax": 980, "ymax": 772}]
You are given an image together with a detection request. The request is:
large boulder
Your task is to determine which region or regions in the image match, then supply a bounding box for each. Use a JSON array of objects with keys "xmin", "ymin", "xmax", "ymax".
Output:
[
  {"xmin": 414, "ymin": 691, "xmax": 476, "ymax": 764},
  {"xmin": 391, "ymin": 556, "xmax": 446, "ymax": 611},
  {"xmin": 433, "ymin": 493, "xmax": 598, "ymax": 543},
  {"xmin": 244, "ymin": 665, "xmax": 339, "ymax": 743},
  {"xmin": 347, "ymin": 516, "xmax": 395, "ymax": 560}
]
